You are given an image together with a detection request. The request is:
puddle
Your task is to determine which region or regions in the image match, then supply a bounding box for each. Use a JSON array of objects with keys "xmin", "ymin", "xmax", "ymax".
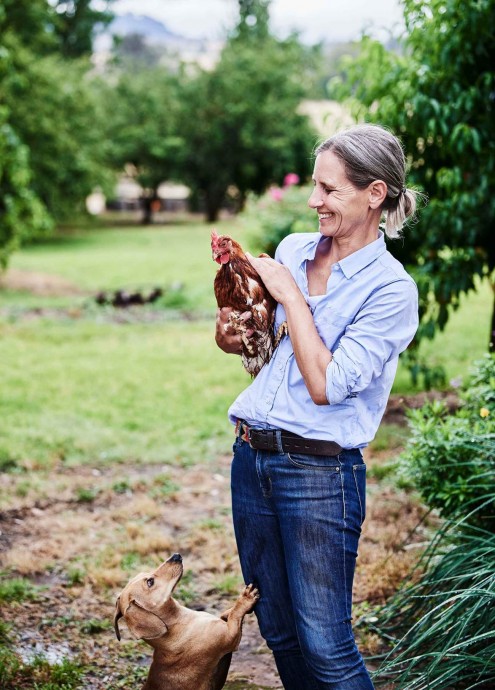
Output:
[{"xmin": 17, "ymin": 631, "xmax": 74, "ymax": 664}]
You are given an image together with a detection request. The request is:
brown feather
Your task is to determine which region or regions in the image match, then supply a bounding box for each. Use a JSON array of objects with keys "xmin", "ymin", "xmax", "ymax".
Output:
[{"xmin": 212, "ymin": 234, "xmax": 281, "ymax": 376}]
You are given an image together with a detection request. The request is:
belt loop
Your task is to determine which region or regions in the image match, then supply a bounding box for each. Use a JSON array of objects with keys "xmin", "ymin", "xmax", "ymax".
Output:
[{"xmin": 275, "ymin": 429, "xmax": 283, "ymax": 453}]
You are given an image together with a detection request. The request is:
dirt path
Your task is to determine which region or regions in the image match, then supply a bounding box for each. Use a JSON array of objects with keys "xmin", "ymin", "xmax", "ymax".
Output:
[{"xmin": 0, "ymin": 435, "xmax": 433, "ymax": 690}]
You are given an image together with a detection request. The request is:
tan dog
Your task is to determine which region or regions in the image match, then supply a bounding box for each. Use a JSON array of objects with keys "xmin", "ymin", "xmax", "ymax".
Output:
[{"xmin": 114, "ymin": 553, "xmax": 259, "ymax": 690}]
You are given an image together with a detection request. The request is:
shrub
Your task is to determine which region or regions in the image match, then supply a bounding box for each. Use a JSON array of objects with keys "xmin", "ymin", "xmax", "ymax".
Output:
[
  {"xmin": 400, "ymin": 354, "xmax": 495, "ymax": 524},
  {"xmin": 371, "ymin": 355, "xmax": 495, "ymax": 689},
  {"xmin": 243, "ymin": 183, "xmax": 315, "ymax": 257}
]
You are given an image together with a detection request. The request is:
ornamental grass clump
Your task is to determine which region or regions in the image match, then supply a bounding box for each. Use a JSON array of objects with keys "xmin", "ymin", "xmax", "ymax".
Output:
[
  {"xmin": 374, "ymin": 518, "xmax": 495, "ymax": 689},
  {"xmin": 372, "ymin": 355, "xmax": 495, "ymax": 689}
]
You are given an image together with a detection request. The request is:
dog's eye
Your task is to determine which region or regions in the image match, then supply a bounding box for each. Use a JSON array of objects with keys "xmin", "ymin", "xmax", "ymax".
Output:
[{"xmin": 146, "ymin": 577, "xmax": 154, "ymax": 588}]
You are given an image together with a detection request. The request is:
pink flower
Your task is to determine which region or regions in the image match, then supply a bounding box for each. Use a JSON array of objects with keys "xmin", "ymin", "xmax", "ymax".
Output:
[
  {"xmin": 283, "ymin": 172, "xmax": 300, "ymax": 187},
  {"xmin": 269, "ymin": 186, "xmax": 284, "ymax": 201}
]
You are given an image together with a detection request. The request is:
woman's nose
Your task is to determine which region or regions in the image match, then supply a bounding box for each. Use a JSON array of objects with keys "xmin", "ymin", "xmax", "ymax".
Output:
[{"xmin": 308, "ymin": 188, "xmax": 321, "ymax": 209}]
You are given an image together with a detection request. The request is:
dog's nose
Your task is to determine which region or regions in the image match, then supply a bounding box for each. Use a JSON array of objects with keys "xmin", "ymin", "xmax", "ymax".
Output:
[{"xmin": 170, "ymin": 553, "xmax": 182, "ymax": 563}]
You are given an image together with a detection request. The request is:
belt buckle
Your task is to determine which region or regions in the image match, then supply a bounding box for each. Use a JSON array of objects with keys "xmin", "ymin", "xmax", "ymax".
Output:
[
  {"xmin": 235, "ymin": 420, "xmax": 250, "ymax": 444},
  {"xmin": 257, "ymin": 428, "xmax": 278, "ymax": 451}
]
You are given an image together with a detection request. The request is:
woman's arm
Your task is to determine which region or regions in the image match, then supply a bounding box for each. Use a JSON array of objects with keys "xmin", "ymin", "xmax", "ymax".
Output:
[{"xmin": 246, "ymin": 253, "xmax": 332, "ymax": 405}]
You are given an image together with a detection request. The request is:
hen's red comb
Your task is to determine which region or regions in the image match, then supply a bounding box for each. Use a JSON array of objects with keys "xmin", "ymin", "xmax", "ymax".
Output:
[{"xmin": 210, "ymin": 229, "xmax": 219, "ymax": 245}]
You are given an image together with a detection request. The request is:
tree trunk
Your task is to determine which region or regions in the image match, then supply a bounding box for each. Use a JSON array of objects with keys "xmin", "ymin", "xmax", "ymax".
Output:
[
  {"xmin": 490, "ymin": 279, "xmax": 495, "ymax": 353},
  {"xmin": 204, "ymin": 189, "xmax": 225, "ymax": 223},
  {"xmin": 141, "ymin": 190, "xmax": 159, "ymax": 225},
  {"xmin": 237, "ymin": 190, "xmax": 247, "ymax": 213},
  {"xmin": 142, "ymin": 197, "xmax": 153, "ymax": 225}
]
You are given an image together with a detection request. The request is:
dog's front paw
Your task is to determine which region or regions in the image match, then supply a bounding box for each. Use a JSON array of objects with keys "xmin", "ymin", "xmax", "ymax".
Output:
[{"xmin": 238, "ymin": 583, "xmax": 260, "ymax": 613}]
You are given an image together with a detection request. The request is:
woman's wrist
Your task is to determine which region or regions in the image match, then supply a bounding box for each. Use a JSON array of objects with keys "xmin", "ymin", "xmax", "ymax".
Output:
[{"xmin": 280, "ymin": 287, "xmax": 307, "ymax": 311}]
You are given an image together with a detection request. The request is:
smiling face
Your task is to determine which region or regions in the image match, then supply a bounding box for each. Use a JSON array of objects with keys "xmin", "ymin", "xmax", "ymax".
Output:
[{"xmin": 308, "ymin": 150, "xmax": 383, "ymax": 242}]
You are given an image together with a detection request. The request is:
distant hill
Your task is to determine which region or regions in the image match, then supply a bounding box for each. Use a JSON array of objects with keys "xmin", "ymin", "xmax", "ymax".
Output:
[{"xmin": 105, "ymin": 12, "xmax": 204, "ymax": 49}]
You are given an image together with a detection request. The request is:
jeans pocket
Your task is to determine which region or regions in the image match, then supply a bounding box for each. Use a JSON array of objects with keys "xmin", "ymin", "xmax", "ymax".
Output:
[
  {"xmin": 287, "ymin": 452, "xmax": 341, "ymax": 472},
  {"xmin": 232, "ymin": 436, "xmax": 243, "ymax": 454},
  {"xmin": 352, "ymin": 464, "xmax": 367, "ymax": 525}
]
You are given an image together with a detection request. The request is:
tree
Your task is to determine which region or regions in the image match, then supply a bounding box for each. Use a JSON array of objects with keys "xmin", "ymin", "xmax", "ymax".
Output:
[
  {"xmin": 53, "ymin": 0, "xmax": 115, "ymax": 58},
  {"xmin": 0, "ymin": 0, "xmax": 58, "ymax": 54},
  {"xmin": 0, "ymin": 0, "xmax": 115, "ymax": 57},
  {"xmin": 0, "ymin": 0, "xmax": 113, "ymax": 268},
  {"xmin": 2, "ymin": 37, "xmax": 112, "ymax": 221},
  {"xmin": 0, "ymin": 2, "xmax": 53, "ymax": 268},
  {"xmin": 332, "ymin": 0, "xmax": 495, "ymax": 351},
  {"xmin": 0, "ymin": 115, "xmax": 52, "ymax": 269},
  {"xmin": 96, "ymin": 0, "xmax": 319, "ymax": 225},
  {"xmin": 236, "ymin": 0, "xmax": 271, "ymax": 41},
  {"xmin": 96, "ymin": 68, "xmax": 182, "ymax": 224},
  {"xmin": 176, "ymin": 33, "xmax": 317, "ymax": 222}
]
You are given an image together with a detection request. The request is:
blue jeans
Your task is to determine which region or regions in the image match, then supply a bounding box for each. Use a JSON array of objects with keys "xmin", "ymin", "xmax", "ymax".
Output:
[{"xmin": 231, "ymin": 438, "xmax": 374, "ymax": 690}]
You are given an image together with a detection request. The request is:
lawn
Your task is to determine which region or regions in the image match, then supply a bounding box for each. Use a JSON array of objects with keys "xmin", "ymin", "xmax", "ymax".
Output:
[
  {"xmin": 1, "ymin": 217, "xmax": 491, "ymax": 471},
  {"xmin": 0, "ymin": 221, "xmax": 491, "ymax": 466}
]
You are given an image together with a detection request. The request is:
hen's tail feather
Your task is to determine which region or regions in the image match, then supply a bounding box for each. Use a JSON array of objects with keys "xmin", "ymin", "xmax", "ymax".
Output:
[
  {"xmin": 241, "ymin": 330, "xmax": 273, "ymax": 377},
  {"xmin": 274, "ymin": 321, "xmax": 288, "ymax": 348}
]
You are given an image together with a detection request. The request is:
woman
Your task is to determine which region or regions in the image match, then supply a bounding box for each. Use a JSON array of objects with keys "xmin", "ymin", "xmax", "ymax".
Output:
[{"xmin": 215, "ymin": 124, "xmax": 419, "ymax": 689}]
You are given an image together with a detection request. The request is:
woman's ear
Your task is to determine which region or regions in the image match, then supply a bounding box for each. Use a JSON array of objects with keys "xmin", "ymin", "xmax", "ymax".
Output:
[{"xmin": 368, "ymin": 180, "xmax": 388, "ymax": 208}]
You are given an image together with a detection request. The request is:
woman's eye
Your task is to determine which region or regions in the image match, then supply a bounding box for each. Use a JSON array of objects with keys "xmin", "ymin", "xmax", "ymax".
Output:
[{"xmin": 146, "ymin": 577, "xmax": 154, "ymax": 588}]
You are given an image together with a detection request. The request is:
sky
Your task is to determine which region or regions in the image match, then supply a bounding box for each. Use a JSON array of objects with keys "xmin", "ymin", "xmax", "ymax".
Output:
[{"xmin": 112, "ymin": 0, "xmax": 405, "ymax": 44}]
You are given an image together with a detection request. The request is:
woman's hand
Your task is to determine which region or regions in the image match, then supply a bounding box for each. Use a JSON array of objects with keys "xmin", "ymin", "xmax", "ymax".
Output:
[
  {"xmin": 245, "ymin": 253, "xmax": 300, "ymax": 305},
  {"xmin": 215, "ymin": 307, "xmax": 252, "ymax": 354},
  {"xmin": 247, "ymin": 253, "xmax": 331, "ymax": 405}
]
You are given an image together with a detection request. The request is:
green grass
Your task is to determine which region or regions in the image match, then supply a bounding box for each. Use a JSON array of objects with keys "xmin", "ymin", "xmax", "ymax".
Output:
[
  {"xmin": 0, "ymin": 219, "xmax": 492, "ymax": 474},
  {"xmin": 6, "ymin": 221, "xmax": 227, "ymax": 312},
  {"xmin": 393, "ymin": 278, "xmax": 492, "ymax": 393},
  {"xmin": 0, "ymin": 318, "xmax": 247, "ymax": 471},
  {"xmin": 0, "ymin": 577, "xmax": 41, "ymax": 603},
  {"xmin": 0, "ymin": 649, "xmax": 84, "ymax": 690}
]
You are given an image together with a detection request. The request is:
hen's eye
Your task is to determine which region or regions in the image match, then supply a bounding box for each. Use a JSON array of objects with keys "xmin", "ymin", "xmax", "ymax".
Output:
[{"xmin": 146, "ymin": 577, "xmax": 154, "ymax": 588}]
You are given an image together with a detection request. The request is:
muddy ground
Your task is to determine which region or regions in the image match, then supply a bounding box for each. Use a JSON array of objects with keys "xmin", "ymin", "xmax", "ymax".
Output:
[{"xmin": 0, "ymin": 432, "xmax": 434, "ymax": 690}]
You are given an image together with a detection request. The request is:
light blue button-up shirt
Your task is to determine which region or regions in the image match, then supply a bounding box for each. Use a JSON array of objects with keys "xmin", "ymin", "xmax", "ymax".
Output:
[{"xmin": 228, "ymin": 231, "xmax": 419, "ymax": 448}]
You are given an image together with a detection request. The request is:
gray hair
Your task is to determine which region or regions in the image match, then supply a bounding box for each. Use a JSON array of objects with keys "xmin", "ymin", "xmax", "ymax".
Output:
[{"xmin": 315, "ymin": 124, "xmax": 418, "ymax": 238}]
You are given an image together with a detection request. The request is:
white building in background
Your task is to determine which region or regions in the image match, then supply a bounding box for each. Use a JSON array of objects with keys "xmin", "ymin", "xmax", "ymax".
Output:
[
  {"xmin": 86, "ymin": 189, "xmax": 106, "ymax": 215},
  {"xmin": 299, "ymin": 100, "xmax": 354, "ymax": 137}
]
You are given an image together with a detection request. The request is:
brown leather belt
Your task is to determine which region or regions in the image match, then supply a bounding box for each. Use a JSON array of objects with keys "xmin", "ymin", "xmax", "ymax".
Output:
[{"xmin": 236, "ymin": 420, "xmax": 343, "ymax": 457}]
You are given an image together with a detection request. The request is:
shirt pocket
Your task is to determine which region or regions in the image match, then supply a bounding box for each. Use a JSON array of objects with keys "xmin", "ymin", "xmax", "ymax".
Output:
[{"xmin": 314, "ymin": 311, "xmax": 351, "ymax": 349}]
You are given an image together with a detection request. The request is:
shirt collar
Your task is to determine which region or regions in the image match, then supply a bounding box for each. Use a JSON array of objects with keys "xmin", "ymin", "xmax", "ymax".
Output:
[
  {"xmin": 338, "ymin": 231, "xmax": 387, "ymax": 279},
  {"xmin": 298, "ymin": 231, "xmax": 388, "ymax": 278}
]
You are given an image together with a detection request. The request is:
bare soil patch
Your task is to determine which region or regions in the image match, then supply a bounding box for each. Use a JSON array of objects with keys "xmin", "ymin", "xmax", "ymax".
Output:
[
  {"xmin": 0, "ymin": 441, "xmax": 432, "ymax": 689},
  {"xmin": 0, "ymin": 269, "xmax": 86, "ymax": 296}
]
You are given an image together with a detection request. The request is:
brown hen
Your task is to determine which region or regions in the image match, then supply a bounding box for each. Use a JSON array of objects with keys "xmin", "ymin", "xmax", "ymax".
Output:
[{"xmin": 211, "ymin": 230, "xmax": 287, "ymax": 376}]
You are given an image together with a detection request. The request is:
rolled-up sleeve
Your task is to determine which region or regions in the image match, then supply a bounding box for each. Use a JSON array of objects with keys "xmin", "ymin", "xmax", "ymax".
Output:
[{"xmin": 325, "ymin": 280, "xmax": 418, "ymax": 405}]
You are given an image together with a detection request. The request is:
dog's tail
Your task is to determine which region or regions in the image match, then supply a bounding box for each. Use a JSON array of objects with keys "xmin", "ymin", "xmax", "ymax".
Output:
[{"xmin": 114, "ymin": 597, "xmax": 123, "ymax": 641}]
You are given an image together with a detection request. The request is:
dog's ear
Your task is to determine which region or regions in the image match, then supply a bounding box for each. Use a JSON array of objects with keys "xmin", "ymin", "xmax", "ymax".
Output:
[{"xmin": 124, "ymin": 600, "xmax": 168, "ymax": 640}]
